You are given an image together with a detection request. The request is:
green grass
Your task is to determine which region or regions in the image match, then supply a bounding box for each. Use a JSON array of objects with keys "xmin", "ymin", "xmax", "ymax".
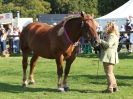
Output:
[{"xmin": 0, "ymin": 53, "xmax": 133, "ymax": 99}]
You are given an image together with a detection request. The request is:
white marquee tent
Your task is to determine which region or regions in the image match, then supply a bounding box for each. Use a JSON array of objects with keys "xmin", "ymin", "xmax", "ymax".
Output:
[{"xmin": 96, "ymin": 0, "xmax": 133, "ymax": 28}]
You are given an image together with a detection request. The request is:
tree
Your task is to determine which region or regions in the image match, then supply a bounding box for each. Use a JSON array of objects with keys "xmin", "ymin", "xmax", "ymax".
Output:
[
  {"xmin": 0, "ymin": 0, "xmax": 51, "ymax": 19},
  {"xmin": 46, "ymin": 0, "xmax": 70, "ymax": 13},
  {"xmin": 46, "ymin": 0, "xmax": 98, "ymax": 15},
  {"xmin": 0, "ymin": 2, "xmax": 14, "ymax": 13},
  {"xmin": 22, "ymin": 0, "xmax": 51, "ymax": 18},
  {"xmin": 98, "ymin": 0, "xmax": 128, "ymax": 16},
  {"xmin": 0, "ymin": 0, "xmax": 129, "ymax": 18}
]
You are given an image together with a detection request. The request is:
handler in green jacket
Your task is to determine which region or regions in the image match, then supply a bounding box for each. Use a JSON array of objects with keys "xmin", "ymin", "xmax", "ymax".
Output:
[{"xmin": 99, "ymin": 22, "xmax": 119, "ymax": 93}]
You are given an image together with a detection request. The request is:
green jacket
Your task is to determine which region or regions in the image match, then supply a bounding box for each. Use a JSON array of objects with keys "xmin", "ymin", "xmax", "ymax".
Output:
[{"xmin": 100, "ymin": 33, "xmax": 119, "ymax": 64}]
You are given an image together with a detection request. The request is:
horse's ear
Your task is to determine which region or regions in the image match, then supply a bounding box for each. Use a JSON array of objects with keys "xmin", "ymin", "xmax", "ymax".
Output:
[{"xmin": 81, "ymin": 11, "xmax": 86, "ymax": 18}]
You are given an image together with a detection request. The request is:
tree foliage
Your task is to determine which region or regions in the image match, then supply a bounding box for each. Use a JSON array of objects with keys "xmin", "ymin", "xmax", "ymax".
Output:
[
  {"xmin": 46, "ymin": 0, "xmax": 98, "ymax": 15},
  {"xmin": 46, "ymin": 0, "xmax": 128, "ymax": 17},
  {"xmin": 98, "ymin": 0, "xmax": 128, "ymax": 16},
  {"xmin": 0, "ymin": 0, "xmax": 129, "ymax": 18},
  {"xmin": 0, "ymin": 0, "xmax": 51, "ymax": 19}
]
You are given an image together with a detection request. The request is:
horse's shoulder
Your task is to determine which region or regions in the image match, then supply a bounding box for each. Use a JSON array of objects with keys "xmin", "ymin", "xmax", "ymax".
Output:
[{"xmin": 26, "ymin": 22, "xmax": 51, "ymax": 30}]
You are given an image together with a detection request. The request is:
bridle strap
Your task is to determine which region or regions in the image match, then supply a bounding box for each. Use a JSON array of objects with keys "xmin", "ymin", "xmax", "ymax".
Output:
[
  {"xmin": 62, "ymin": 16, "xmax": 82, "ymax": 46},
  {"xmin": 62, "ymin": 18, "xmax": 73, "ymax": 44},
  {"xmin": 63, "ymin": 27, "xmax": 73, "ymax": 44}
]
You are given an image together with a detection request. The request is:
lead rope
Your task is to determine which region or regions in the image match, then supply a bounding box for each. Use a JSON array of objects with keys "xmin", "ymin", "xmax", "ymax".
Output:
[
  {"xmin": 96, "ymin": 58, "xmax": 100, "ymax": 83},
  {"xmin": 96, "ymin": 49, "xmax": 101, "ymax": 83}
]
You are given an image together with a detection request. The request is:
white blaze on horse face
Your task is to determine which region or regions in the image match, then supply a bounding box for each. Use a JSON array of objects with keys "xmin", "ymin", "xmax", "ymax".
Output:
[{"xmin": 57, "ymin": 27, "xmax": 64, "ymax": 36}]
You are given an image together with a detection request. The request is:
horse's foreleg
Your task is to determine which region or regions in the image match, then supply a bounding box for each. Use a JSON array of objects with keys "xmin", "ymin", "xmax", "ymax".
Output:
[
  {"xmin": 28, "ymin": 54, "xmax": 39, "ymax": 85},
  {"xmin": 22, "ymin": 53, "xmax": 29, "ymax": 87},
  {"xmin": 56, "ymin": 55, "xmax": 64, "ymax": 92},
  {"xmin": 63, "ymin": 52, "xmax": 76, "ymax": 91}
]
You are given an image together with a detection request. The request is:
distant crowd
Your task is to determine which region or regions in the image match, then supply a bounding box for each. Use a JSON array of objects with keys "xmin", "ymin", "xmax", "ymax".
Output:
[
  {"xmin": 118, "ymin": 16, "xmax": 133, "ymax": 52},
  {"xmin": 0, "ymin": 24, "xmax": 20, "ymax": 57},
  {"xmin": 96, "ymin": 16, "xmax": 133, "ymax": 53}
]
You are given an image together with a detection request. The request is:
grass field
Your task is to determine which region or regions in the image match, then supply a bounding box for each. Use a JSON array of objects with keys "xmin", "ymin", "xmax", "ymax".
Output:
[{"xmin": 0, "ymin": 53, "xmax": 133, "ymax": 99}]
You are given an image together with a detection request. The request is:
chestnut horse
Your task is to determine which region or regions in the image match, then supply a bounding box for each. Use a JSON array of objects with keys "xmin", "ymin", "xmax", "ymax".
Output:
[{"xmin": 20, "ymin": 12, "xmax": 99, "ymax": 91}]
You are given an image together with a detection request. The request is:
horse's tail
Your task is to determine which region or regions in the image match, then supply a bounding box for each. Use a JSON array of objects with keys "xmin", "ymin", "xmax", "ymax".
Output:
[{"xmin": 20, "ymin": 25, "xmax": 30, "ymax": 52}]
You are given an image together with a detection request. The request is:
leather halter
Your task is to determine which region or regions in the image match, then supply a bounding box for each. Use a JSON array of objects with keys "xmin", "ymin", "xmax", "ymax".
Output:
[
  {"xmin": 62, "ymin": 16, "xmax": 83, "ymax": 45},
  {"xmin": 64, "ymin": 28, "xmax": 73, "ymax": 44}
]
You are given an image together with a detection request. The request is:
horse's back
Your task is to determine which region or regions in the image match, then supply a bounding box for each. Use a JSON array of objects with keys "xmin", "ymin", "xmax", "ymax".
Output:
[
  {"xmin": 20, "ymin": 22, "xmax": 52, "ymax": 53},
  {"xmin": 21, "ymin": 22, "xmax": 51, "ymax": 36}
]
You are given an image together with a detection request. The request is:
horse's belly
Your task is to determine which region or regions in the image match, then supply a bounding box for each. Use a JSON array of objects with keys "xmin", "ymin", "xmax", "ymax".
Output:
[
  {"xmin": 31, "ymin": 47, "xmax": 55, "ymax": 59},
  {"xmin": 40, "ymin": 55, "xmax": 55, "ymax": 59}
]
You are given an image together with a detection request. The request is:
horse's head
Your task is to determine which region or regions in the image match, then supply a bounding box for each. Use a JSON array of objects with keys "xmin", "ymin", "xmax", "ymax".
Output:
[{"xmin": 80, "ymin": 11, "xmax": 99, "ymax": 47}]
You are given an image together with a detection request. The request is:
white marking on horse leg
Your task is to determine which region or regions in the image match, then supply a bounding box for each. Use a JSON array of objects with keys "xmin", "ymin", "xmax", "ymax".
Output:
[
  {"xmin": 63, "ymin": 80, "xmax": 69, "ymax": 91},
  {"xmin": 57, "ymin": 76, "xmax": 65, "ymax": 91},
  {"xmin": 57, "ymin": 77, "xmax": 62, "ymax": 88},
  {"xmin": 58, "ymin": 87, "xmax": 65, "ymax": 92},
  {"xmin": 22, "ymin": 79, "xmax": 28, "ymax": 87},
  {"xmin": 22, "ymin": 73, "xmax": 28, "ymax": 87},
  {"xmin": 28, "ymin": 75, "xmax": 35, "ymax": 84}
]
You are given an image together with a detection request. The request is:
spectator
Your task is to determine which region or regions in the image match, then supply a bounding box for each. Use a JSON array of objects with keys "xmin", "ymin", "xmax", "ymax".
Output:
[
  {"xmin": 0, "ymin": 26, "xmax": 8, "ymax": 56},
  {"xmin": 97, "ymin": 24, "xmax": 103, "ymax": 32},
  {"xmin": 128, "ymin": 16, "xmax": 133, "ymax": 27},
  {"xmin": 7, "ymin": 24, "xmax": 13, "ymax": 53},
  {"xmin": 125, "ymin": 18, "xmax": 131, "ymax": 32},
  {"xmin": 12, "ymin": 27, "xmax": 20, "ymax": 53},
  {"xmin": 120, "ymin": 25, "xmax": 125, "ymax": 32},
  {"xmin": 128, "ymin": 16, "xmax": 133, "ymax": 52},
  {"xmin": 118, "ymin": 33, "xmax": 130, "ymax": 52}
]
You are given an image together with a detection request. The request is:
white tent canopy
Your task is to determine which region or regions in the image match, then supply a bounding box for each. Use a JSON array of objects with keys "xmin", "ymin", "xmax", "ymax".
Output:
[
  {"xmin": 97, "ymin": 0, "xmax": 133, "ymax": 19},
  {"xmin": 96, "ymin": 0, "xmax": 133, "ymax": 28}
]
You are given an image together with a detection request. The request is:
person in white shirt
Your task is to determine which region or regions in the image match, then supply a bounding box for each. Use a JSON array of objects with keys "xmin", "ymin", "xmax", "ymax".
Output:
[
  {"xmin": 120, "ymin": 25, "xmax": 125, "ymax": 32},
  {"xmin": 12, "ymin": 27, "xmax": 20, "ymax": 53},
  {"xmin": 7, "ymin": 24, "xmax": 14, "ymax": 53},
  {"xmin": 128, "ymin": 16, "xmax": 133, "ymax": 52},
  {"xmin": 0, "ymin": 26, "xmax": 7, "ymax": 56}
]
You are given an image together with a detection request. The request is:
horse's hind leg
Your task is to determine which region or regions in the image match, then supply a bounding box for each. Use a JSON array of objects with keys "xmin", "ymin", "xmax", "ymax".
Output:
[
  {"xmin": 22, "ymin": 51, "xmax": 29, "ymax": 87},
  {"xmin": 28, "ymin": 54, "xmax": 39, "ymax": 84}
]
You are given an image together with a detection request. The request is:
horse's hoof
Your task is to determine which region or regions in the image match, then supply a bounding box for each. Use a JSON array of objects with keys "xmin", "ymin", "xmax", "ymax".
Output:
[
  {"xmin": 22, "ymin": 83, "xmax": 27, "ymax": 87},
  {"xmin": 58, "ymin": 88, "xmax": 65, "ymax": 92},
  {"xmin": 64, "ymin": 86, "xmax": 69, "ymax": 91},
  {"xmin": 28, "ymin": 81, "xmax": 35, "ymax": 85}
]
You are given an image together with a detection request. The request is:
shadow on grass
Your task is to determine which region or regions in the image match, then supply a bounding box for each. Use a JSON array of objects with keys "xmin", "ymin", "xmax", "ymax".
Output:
[
  {"xmin": 0, "ymin": 82, "xmax": 59, "ymax": 93},
  {"xmin": 70, "ymin": 74, "xmax": 133, "ymax": 86},
  {"xmin": 0, "ymin": 82, "xmax": 100, "ymax": 93},
  {"xmin": 70, "ymin": 88, "xmax": 100, "ymax": 93}
]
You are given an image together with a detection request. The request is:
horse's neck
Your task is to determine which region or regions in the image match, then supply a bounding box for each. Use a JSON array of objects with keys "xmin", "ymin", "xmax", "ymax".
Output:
[
  {"xmin": 64, "ymin": 17, "xmax": 82, "ymax": 43},
  {"xmin": 53, "ymin": 19, "xmax": 81, "ymax": 44},
  {"xmin": 66, "ymin": 25, "xmax": 81, "ymax": 43}
]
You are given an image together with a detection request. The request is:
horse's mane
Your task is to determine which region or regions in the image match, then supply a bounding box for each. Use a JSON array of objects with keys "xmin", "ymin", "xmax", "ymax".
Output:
[
  {"xmin": 62, "ymin": 15, "xmax": 81, "ymax": 27},
  {"xmin": 64, "ymin": 15, "xmax": 80, "ymax": 21}
]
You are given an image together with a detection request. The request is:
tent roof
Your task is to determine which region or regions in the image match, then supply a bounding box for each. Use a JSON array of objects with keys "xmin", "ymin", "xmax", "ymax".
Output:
[{"xmin": 97, "ymin": 0, "xmax": 133, "ymax": 19}]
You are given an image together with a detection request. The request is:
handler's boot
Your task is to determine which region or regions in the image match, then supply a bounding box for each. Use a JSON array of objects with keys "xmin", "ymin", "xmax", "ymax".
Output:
[
  {"xmin": 102, "ymin": 88, "xmax": 113, "ymax": 93},
  {"xmin": 113, "ymin": 87, "xmax": 119, "ymax": 92}
]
